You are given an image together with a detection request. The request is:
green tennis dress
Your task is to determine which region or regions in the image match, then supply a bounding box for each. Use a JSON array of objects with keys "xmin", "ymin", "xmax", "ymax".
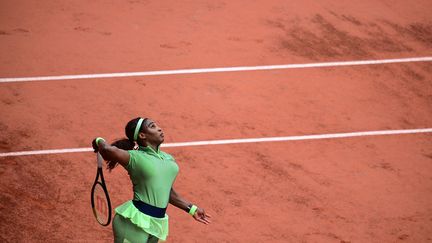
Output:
[{"xmin": 114, "ymin": 146, "xmax": 179, "ymax": 241}]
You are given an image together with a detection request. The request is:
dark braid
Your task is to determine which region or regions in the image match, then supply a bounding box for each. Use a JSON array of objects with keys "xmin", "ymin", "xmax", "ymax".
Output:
[{"xmin": 106, "ymin": 117, "xmax": 144, "ymax": 171}]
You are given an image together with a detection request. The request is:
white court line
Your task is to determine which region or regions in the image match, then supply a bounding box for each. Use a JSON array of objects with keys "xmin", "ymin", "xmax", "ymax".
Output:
[
  {"xmin": 1, "ymin": 128, "xmax": 431, "ymax": 157},
  {"xmin": 1, "ymin": 56, "xmax": 431, "ymax": 83}
]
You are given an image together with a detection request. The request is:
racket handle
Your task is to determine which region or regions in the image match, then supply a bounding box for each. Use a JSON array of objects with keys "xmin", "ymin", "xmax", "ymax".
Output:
[{"xmin": 97, "ymin": 152, "xmax": 103, "ymax": 168}]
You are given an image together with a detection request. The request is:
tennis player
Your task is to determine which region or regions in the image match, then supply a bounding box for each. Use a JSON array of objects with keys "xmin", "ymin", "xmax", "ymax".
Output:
[{"xmin": 92, "ymin": 117, "xmax": 211, "ymax": 242}]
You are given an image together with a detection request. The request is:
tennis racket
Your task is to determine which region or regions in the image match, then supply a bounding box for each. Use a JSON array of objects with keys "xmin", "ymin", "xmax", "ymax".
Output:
[{"xmin": 91, "ymin": 152, "xmax": 112, "ymax": 226}]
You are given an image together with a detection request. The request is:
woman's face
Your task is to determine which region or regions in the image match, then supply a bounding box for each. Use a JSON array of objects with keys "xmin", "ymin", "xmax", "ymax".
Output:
[{"xmin": 142, "ymin": 119, "xmax": 164, "ymax": 145}]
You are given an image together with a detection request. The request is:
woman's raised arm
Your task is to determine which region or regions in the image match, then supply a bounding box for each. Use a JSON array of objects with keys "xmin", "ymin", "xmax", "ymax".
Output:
[{"xmin": 92, "ymin": 137, "xmax": 130, "ymax": 168}]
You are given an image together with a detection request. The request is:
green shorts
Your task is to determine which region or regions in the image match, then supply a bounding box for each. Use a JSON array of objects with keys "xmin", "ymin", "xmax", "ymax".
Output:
[{"xmin": 113, "ymin": 214, "xmax": 159, "ymax": 243}]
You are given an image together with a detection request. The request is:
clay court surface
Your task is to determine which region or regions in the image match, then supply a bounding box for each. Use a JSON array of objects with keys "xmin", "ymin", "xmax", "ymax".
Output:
[{"xmin": 1, "ymin": 0, "xmax": 432, "ymax": 242}]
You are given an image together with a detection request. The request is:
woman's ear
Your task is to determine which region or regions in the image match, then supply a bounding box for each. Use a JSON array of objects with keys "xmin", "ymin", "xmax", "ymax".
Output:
[{"xmin": 138, "ymin": 132, "xmax": 146, "ymax": 140}]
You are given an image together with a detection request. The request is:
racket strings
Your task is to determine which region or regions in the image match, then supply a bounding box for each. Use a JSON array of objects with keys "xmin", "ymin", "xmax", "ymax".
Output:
[{"xmin": 93, "ymin": 183, "xmax": 110, "ymax": 225}]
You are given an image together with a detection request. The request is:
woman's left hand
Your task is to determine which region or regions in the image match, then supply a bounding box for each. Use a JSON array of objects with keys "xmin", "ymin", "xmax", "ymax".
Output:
[{"xmin": 193, "ymin": 207, "xmax": 212, "ymax": 225}]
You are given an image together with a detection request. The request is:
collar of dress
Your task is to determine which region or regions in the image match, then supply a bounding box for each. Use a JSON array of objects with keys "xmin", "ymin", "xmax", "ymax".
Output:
[{"xmin": 138, "ymin": 145, "xmax": 163, "ymax": 160}]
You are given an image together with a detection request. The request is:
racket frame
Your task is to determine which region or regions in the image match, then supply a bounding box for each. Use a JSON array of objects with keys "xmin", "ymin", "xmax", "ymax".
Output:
[{"xmin": 91, "ymin": 152, "xmax": 112, "ymax": 226}]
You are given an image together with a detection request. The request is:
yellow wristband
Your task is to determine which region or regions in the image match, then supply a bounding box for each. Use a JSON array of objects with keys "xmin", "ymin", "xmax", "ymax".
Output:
[
  {"xmin": 95, "ymin": 137, "xmax": 105, "ymax": 147},
  {"xmin": 189, "ymin": 205, "xmax": 198, "ymax": 216}
]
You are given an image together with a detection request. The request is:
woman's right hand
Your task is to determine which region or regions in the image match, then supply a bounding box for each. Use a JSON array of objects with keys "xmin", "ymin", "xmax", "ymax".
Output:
[{"xmin": 92, "ymin": 138, "xmax": 100, "ymax": 153}]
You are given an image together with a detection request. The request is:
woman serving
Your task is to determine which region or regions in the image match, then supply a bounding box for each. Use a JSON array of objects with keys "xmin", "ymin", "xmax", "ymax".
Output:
[{"xmin": 92, "ymin": 117, "xmax": 211, "ymax": 243}]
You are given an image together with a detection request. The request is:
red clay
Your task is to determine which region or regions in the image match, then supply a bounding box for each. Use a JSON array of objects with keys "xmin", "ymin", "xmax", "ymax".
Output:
[{"xmin": 1, "ymin": 0, "xmax": 432, "ymax": 242}]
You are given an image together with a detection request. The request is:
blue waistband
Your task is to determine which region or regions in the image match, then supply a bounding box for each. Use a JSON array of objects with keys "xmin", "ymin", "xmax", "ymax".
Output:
[{"xmin": 132, "ymin": 200, "xmax": 167, "ymax": 218}]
